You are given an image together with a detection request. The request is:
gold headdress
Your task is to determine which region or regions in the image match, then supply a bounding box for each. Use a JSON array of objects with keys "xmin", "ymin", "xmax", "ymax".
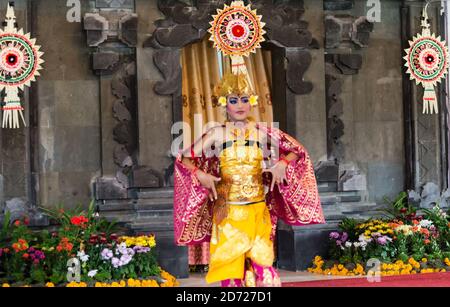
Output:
[
  {"xmin": 208, "ymin": 1, "xmax": 265, "ymax": 107},
  {"xmin": 214, "ymin": 73, "xmax": 258, "ymax": 106}
]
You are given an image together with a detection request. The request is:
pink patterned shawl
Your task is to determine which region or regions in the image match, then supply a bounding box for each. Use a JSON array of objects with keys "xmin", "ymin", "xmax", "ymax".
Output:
[{"xmin": 173, "ymin": 124, "xmax": 325, "ymax": 245}]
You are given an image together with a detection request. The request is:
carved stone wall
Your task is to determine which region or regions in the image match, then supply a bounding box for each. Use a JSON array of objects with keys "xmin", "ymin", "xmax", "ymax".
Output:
[
  {"xmin": 321, "ymin": 2, "xmax": 373, "ymax": 194},
  {"xmin": 83, "ymin": 1, "xmax": 144, "ymax": 198}
]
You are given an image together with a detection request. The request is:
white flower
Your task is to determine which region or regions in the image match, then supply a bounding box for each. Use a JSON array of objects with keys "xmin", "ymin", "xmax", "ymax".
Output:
[
  {"xmin": 353, "ymin": 242, "xmax": 361, "ymax": 248},
  {"xmin": 419, "ymin": 219, "xmax": 433, "ymax": 228},
  {"xmin": 358, "ymin": 234, "xmax": 372, "ymax": 243},
  {"xmin": 345, "ymin": 242, "xmax": 352, "ymax": 248},
  {"xmin": 77, "ymin": 250, "xmax": 90, "ymax": 262},
  {"xmin": 88, "ymin": 270, "xmax": 98, "ymax": 278}
]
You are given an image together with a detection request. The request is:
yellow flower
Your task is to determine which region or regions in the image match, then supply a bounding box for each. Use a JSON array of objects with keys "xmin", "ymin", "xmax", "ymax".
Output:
[
  {"xmin": 2, "ymin": 283, "xmax": 10, "ymax": 287},
  {"xmin": 45, "ymin": 282, "xmax": 55, "ymax": 287},
  {"xmin": 218, "ymin": 96, "xmax": 227, "ymax": 106},
  {"xmin": 249, "ymin": 95, "xmax": 258, "ymax": 106}
]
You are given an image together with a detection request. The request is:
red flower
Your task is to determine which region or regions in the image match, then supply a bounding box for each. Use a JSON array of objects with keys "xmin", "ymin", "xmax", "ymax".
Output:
[
  {"xmin": 424, "ymin": 239, "xmax": 431, "ymax": 245},
  {"xmin": 22, "ymin": 253, "xmax": 30, "ymax": 259},
  {"xmin": 109, "ymin": 233, "xmax": 118, "ymax": 241},
  {"xmin": 412, "ymin": 220, "xmax": 419, "ymax": 225},
  {"xmin": 66, "ymin": 243, "xmax": 73, "ymax": 252},
  {"xmin": 70, "ymin": 216, "xmax": 89, "ymax": 226},
  {"xmin": 89, "ymin": 235, "xmax": 98, "ymax": 244},
  {"xmin": 70, "ymin": 216, "xmax": 81, "ymax": 225},
  {"xmin": 24, "ymin": 217, "xmax": 30, "ymax": 225},
  {"xmin": 12, "ymin": 243, "xmax": 19, "ymax": 253},
  {"xmin": 14, "ymin": 220, "xmax": 21, "ymax": 227}
]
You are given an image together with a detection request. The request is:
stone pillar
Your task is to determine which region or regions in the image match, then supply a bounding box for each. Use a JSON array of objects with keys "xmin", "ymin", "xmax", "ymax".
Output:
[
  {"xmin": 83, "ymin": 0, "xmax": 140, "ymax": 199},
  {"xmin": 401, "ymin": 0, "xmax": 449, "ymax": 207},
  {"xmin": 134, "ymin": 0, "xmax": 172, "ymax": 188}
]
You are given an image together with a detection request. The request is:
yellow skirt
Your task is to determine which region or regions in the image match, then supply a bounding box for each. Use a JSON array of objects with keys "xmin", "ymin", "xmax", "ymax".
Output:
[{"xmin": 205, "ymin": 201, "xmax": 274, "ymax": 284}]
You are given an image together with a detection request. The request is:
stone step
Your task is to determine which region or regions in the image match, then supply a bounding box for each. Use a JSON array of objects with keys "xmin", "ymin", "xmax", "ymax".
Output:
[
  {"xmin": 128, "ymin": 218, "xmax": 174, "ymax": 232},
  {"xmin": 135, "ymin": 210, "xmax": 173, "ymax": 218},
  {"xmin": 99, "ymin": 211, "xmax": 136, "ymax": 224},
  {"xmin": 317, "ymin": 182, "xmax": 337, "ymax": 193},
  {"xmin": 136, "ymin": 188, "xmax": 174, "ymax": 199},
  {"xmin": 98, "ymin": 199, "xmax": 136, "ymax": 211},
  {"xmin": 339, "ymin": 202, "xmax": 385, "ymax": 213},
  {"xmin": 319, "ymin": 191, "xmax": 362, "ymax": 204},
  {"xmin": 134, "ymin": 198, "xmax": 173, "ymax": 209}
]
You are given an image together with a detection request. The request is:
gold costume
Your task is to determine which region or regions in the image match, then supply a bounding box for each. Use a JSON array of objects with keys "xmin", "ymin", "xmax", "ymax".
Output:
[{"xmin": 205, "ymin": 128, "xmax": 277, "ymax": 285}]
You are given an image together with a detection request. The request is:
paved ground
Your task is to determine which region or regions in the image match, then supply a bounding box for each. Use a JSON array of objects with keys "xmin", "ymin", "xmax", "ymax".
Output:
[{"xmin": 178, "ymin": 270, "xmax": 360, "ymax": 287}]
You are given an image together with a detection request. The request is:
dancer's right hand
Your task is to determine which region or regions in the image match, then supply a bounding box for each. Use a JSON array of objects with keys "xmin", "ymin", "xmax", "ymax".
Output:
[{"xmin": 196, "ymin": 171, "xmax": 221, "ymax": 201}]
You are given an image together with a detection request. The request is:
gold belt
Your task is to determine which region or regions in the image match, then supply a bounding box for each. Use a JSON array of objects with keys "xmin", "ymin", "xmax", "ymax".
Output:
[{"xmin": 227, "ymin": 199, "xmax": 265, "ymax": 206}]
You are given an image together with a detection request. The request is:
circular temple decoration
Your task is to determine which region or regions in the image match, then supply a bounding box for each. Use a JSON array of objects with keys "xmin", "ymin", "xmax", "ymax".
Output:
[
  {"xmin": 208, "ymin": 0, "xmax": 265, "ymax": 57},
  {"xmin": 0, "ymin": 3, "xmax": 44, "ymax": 128},
  {"xmin": 403, "ymin": 8, "xmax": 448, "ymax": 114}
]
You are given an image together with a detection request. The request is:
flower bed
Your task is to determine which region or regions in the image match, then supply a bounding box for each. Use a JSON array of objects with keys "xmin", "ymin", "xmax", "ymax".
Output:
[
  {"xmin": 0, "ymin": 202, "xmax": 179, "ymax": 287},
  {"xmin": 308, "ymin": 192, "xmax": 450, "ymax": 277}
]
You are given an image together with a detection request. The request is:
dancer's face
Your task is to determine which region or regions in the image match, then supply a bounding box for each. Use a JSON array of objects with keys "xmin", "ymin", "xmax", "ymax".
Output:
[{"xmin": 226, "ymin": 94, "xmax": 251, "ymax": 121}]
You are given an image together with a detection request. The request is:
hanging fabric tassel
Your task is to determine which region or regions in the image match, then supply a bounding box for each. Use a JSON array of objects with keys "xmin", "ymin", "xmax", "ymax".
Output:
[
  {"xmin": 422, "ymin": 83, "xmax": 438, "ymax": 114},
  {"xmin": 2, "ymin": 87, "xmax": 25, "ymax": 128},
  {"xmin": 2, "ymin": 102, "xmax": 25, "ymax": 129}
]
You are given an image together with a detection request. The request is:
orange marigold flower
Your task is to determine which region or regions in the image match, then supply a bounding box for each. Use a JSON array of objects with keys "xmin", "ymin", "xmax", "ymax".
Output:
[{"xmin": 420, "ymin": 228, "xmax": 429, "ymax": 235}]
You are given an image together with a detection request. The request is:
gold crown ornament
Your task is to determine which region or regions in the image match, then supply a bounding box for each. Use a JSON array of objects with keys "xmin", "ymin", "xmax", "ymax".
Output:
[{"xmin": 215, "ymin": 73, "xmax": 258, "ymax": 107}]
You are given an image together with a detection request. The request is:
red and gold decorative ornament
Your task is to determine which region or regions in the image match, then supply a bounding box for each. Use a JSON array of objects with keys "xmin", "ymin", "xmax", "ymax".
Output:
[
  {"xmin": 209, "ymin": 1, "xmax": 265, "ymax": 107},
  {"xmin": 0, "ymin": 2, "xmax": 44, "ymax": 128},
  {"xmin": 208, "ymin": 0, "xmax": 265, "ymax": 58},
  {"xmin": 404, "ymin": 7, "xmax": 448, "ymax": 114}
]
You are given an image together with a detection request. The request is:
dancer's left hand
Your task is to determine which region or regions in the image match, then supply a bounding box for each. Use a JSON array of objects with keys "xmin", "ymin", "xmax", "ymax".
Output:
[{"xmin": 263, "ymin": 161, "xmax": 288, "ymax": 192}]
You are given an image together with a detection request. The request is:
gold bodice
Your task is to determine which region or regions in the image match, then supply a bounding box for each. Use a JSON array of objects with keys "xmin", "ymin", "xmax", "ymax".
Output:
[{"xmin": 216, "ymin": 136, "xmax": 265, "ymax": 204}]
